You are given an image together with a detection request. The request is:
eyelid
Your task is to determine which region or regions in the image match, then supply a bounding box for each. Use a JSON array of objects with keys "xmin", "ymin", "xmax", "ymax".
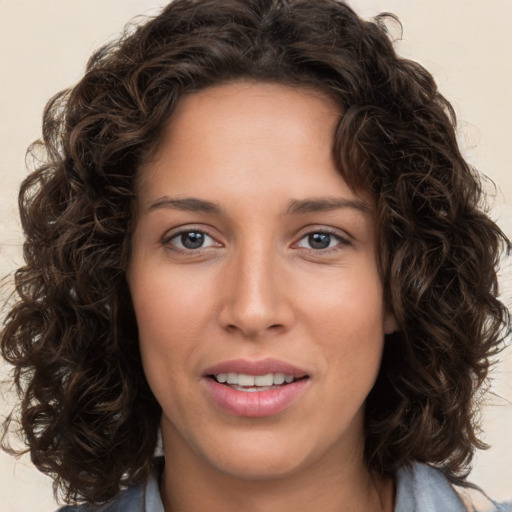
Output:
[
  {"xmin": 162, "ymin": 226, "xmax": 222, "ymax": 252},
  {"xmin": 292, "ymin": 226, "xmax": 352, "ymax": 252},
  {"xmin": 161, "ymin": 224, "xmax": 352, "ymax": 254}
]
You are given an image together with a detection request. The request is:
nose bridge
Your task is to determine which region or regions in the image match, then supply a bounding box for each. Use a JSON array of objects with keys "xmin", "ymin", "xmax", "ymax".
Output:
[{"xmin": 219, "ymin": 234, "xmax": 291, "ymax": 336}]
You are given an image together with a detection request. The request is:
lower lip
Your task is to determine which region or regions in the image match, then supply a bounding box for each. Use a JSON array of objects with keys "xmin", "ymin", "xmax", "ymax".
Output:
[{"xmin": 203, "ymin": 377, "xmax": 309, "ymax": 417}]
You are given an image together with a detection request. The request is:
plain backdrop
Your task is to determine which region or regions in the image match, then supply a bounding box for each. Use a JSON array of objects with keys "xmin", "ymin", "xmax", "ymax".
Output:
[{"xmin": 1, "ymin": 1, "xmax": 511, "ymax": 510}]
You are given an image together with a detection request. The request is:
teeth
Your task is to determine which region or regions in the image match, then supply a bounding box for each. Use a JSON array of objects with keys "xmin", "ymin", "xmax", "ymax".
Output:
[
  {"xmin": 273, "ymin": 373, "xmax": 285, "ymax": 385},
  {"xmin": 254, "ymin": 374, "xmax": 273, "ymax": 386},
  {"xmin": 215, "ymin": 372, "xmax": 297, "ymax": 386},
  {"xmin": 238, "ymin": 374, "xmax": 255, "ymax": 386}
]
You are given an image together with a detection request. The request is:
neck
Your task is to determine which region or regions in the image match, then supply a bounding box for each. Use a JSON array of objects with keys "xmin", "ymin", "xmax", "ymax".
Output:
[{"xmin": 159, "ymin": 435, "xmax": 394, "ymax": 512}]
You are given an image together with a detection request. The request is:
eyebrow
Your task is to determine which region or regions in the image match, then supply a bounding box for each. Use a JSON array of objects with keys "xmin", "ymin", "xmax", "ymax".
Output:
[
  {"xmin": 148, "ymin": 197, "xmax": 224, "ymax": 214},
  {"xmin": 285, "ymin": 197, "xmax": 371, "ymax": 215},
  {"xmin": 146, "ymin": 195, "xmax": 371, "ymax": 216}
]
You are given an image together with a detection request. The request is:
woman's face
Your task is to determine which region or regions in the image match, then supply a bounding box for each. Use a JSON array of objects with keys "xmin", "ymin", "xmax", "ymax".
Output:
[{"xmin": 128, "ymin": 81, "xmax": 395, "ymax": 481}]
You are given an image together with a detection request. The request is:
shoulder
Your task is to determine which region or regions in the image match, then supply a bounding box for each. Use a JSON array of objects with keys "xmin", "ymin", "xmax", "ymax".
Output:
[
  {"xmin": 55, "ymin": 459, "xmax": 165, "ymax": 512},
  {"xmin": 55, "ymin": 484, "xmax": 145, "ymax": 512},
  {"xmin": 395, "ymin": 462, "xmax": 511, "ymax": 512},
  {"xmin": 395, "ymin": 462, "xmax": 468, "ymax": 512}
]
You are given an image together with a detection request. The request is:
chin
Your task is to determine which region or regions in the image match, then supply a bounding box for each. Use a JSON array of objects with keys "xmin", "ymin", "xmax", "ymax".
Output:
[
  {"xmin": 195, "ymin": 426, "xmax": 325, "ymax": 482},
  {"xmin": 212, "ymin": 450, "xmax": 309, "ymax": 482}
]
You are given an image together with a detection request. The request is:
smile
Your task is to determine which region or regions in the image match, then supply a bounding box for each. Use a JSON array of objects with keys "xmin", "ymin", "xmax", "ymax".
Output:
[
  {"xmin": 202, "ymin": 359, "xmax": 310, "ymax": 417},
  {"xmin": 213, "ymin": 372, "xmax": 297, "ymax": 390}
]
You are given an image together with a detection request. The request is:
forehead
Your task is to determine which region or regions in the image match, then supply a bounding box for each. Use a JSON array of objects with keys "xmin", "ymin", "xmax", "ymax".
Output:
[
  {"xmin": 136, "ymin": 80, "xmax": 373, "ymax": 212},
  {"xmin": 137, "ymin": 82, "xmax": 338, "ymax": 182}
]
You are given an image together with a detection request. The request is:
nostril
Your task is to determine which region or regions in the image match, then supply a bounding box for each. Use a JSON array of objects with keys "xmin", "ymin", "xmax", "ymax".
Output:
[
  {"xmin": 217, "ymin": 292, "xmax": 295, "ymax": 337},
  {"xmin": 222, "ymin": 322, "xmax": 283, "ymax": 335}
]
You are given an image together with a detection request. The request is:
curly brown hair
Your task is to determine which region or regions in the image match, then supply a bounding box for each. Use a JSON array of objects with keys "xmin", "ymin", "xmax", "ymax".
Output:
[{"xmin": 1, "ymin": 0, "xmax": 510, "ymax": 505}]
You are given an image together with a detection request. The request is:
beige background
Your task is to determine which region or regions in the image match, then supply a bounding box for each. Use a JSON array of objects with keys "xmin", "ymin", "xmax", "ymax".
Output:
[{"xmin": 1, "ymin": 1, "xmax": 510, "ymax": 510}]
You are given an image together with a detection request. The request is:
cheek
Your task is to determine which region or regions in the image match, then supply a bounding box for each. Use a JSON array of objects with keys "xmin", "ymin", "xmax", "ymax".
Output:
[
  {"xmin": 128, "ymin": 269, "xmax": 195, "ymax": 394},
  {"xmin": 130, "ymin": 262, "xmax": 214, "ymax": 340},
  {"xmin": 128, "ymin": 258, "xmax": 225, "ymax": 398},
  {"xmin": 300, "ymin": 263, "xmax": 386, "ymax": 375},
  {"xmin": 302, "ymin": 261, "xmax": 385, "ymax": 333},
  {"xmin": 134, "ymin": 298, "xmax": 200, "ymax": 426}
]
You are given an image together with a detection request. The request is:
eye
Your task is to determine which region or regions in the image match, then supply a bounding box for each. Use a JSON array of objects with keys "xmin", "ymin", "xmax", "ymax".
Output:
[
  {"xmin": 165, "ymin": 230, "xmax": 218, "ymax": 251},
  {"xmin": 296, "ymin": 231, "xmax": 347, "ymax": 250}
]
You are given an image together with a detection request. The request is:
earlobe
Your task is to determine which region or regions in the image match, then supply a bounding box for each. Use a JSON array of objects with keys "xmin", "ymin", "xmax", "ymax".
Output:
[{"xmin": 383, "ymin": 312, "xmax": 398, "ymax": 335}]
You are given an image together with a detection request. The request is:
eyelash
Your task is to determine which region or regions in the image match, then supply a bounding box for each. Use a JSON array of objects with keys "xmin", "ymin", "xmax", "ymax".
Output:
[
  {"xmin": 162, "ymin": 228, "xmax": 350, "ymax": 254},
  {"xmin": 293, "ymin": 229, "xmax": 351, "ymax": 253},
  {"xmin": 163, "ymin": 229, "xmax": 219, "ymax": 252}
]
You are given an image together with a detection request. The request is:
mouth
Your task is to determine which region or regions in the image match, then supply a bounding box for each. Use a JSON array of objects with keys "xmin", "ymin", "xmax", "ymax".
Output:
[
  {"xmin": 202, "ymin": 359, "xmax": 311, "ymax": 417},
  {"xmin": 208, "ymin": 372, "xmax": 309, "ymax": 392}
]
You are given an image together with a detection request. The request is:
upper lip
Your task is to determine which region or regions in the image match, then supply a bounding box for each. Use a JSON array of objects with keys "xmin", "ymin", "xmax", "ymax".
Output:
[{"xmin": 203, "ymin": 358, "xmax": 309, "ymax": 378}]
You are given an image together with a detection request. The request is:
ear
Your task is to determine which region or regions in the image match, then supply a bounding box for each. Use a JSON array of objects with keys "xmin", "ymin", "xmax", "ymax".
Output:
[{"xmin": 383, "ymin": 310, "xmax": 398, "ymax": 335}]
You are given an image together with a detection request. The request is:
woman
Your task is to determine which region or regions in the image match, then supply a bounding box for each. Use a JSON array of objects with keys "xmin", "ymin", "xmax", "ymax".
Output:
[{"xmin": 1, "ymin": 0, "xmax": 510, "ymax": 510}]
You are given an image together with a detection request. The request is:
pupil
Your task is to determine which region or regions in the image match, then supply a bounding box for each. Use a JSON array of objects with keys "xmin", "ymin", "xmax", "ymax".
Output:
[
  {"xmin": 309, "ymin": 233, "xmax": 330, "ymax": 249},
  {"xmin": 181, "ymin": 232, "xmax": 204, "ymax": 249}
]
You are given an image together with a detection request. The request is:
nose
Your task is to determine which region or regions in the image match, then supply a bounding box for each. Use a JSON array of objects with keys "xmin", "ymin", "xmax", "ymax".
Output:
[{"xmin": 217, "ymin": 244, "xmax": 295, "ymax": 339}]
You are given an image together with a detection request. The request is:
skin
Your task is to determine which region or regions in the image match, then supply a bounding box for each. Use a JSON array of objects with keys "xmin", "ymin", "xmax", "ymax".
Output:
[{"xmin": 127, "ymin": 81, "xmax": 396, "ymax": 512}]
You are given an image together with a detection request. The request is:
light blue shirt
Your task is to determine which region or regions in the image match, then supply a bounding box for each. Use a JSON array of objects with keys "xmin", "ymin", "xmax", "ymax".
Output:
[{"xmin": 58, "ymin": 460, "xmax": 510, "ymax": 512}]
